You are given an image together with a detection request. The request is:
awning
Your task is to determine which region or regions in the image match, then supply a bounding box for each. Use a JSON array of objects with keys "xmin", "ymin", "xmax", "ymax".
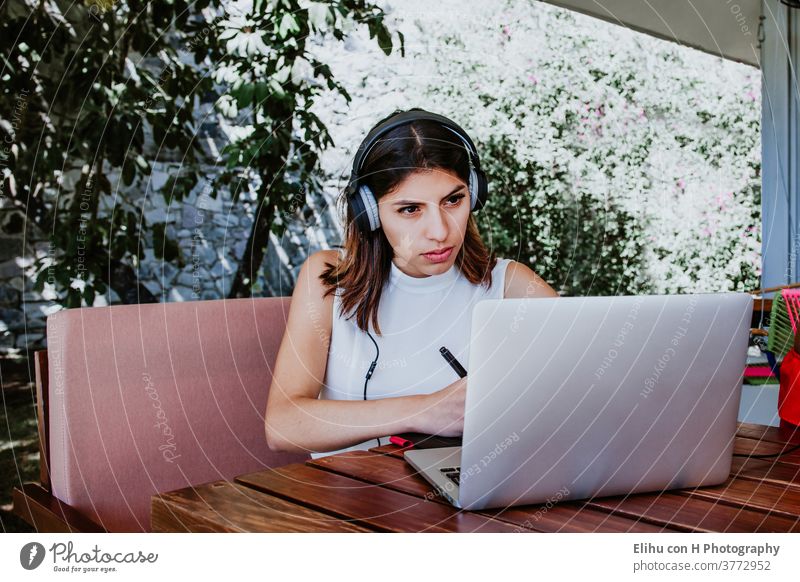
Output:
[{"xmin": 540, "ymin": 0, "xmax": 762, "ymax": 67}]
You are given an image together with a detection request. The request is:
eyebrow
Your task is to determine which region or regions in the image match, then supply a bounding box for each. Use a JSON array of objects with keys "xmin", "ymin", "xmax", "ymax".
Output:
[{"xmin": 391, "ymin": 185, "xmax": 466, "ymax": 206}]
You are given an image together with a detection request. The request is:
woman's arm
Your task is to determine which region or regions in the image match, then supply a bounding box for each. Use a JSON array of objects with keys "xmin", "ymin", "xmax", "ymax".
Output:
[{"xmin": 264, "ymin": 250, "xmax": 459, "ymax": 454}]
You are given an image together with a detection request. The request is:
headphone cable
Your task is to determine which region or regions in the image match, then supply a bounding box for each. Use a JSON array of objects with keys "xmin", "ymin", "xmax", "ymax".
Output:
[{"xmin": 364, "ymin": 329, "xmax": 381, "ymax": 447}]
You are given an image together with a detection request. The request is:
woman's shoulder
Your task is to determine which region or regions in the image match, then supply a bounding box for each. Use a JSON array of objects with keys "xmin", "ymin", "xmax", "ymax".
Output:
[
  {"xmin": 293, "ymin": 250, "xmax": 341, "ymax": 318},
  {"xmin": 300, "ymin": 249, "xmax": 340, "ymax": 290},
  {"xmin": 303, "ymin": 248, "xmax": 345, "ymax": 284},
  {"xmin": 499, "ymin": 258, "xmax": 559, "ymax": 299},
  {"xmin": 307, "ymin": 248, "xmax": 343, "ymax": 271}
]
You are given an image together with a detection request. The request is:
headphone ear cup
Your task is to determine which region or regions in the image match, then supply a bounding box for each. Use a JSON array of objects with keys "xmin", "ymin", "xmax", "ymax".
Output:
[
  {"xmin": 468, "ymin": 166, "xmax": 479, "ymax": 210},
  {"xmin": 348, "ymin": 183, "xmax": 367, "ymax": 233},
  {"xmin": 472, "ymin": 169, "xmax": 489, "ymax": 211},
  {"xmin": 348, "ymin": 184, "xmax": 381, "ymax": 233},
  {"xmin": 359, "ymin": 184, "xmax": 381, "ymax": 231}
]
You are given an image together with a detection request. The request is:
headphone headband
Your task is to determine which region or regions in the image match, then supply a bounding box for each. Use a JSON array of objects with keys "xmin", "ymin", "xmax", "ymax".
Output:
[
  {"xmin": 346, "ymin": 109, "xmax": 489, "ymax": 233},
  {"xmin": 350, "ymin": 110, "xmax": 482, "ymax": 181}
]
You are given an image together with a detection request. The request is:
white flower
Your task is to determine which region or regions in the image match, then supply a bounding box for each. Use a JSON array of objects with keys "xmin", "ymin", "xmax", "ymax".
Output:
[
  {"xmin": 220, "ymin": 0, "xmax": 254, "ymax": 18},
  {"xmin": 225, "ymin": 124, "xmax": 255, "ymax": 144},
  {"xmin": 215, "ymin": 94, "xmax": 239, "ymax": 118},
  {"xmin": 218, "ymin": 1, "xmax": 273, "ymax": 58},
  {"xmin": 213, "ymin": 64, "xmax": 240, "ymax": 84},
  {"xmin": 290, "ymin": 57, "xmax": 314, "ymax": 86},
  {"xmin": 219, "ymin": 24, "xmax": 272, "ymax": 58},
  {"xmin": 307, "ymin": 2, "xmax": 333, "ymax": 31}
]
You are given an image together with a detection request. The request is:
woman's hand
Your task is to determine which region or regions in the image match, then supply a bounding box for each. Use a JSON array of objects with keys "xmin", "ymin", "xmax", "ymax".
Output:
[{"xmin": 416, "ymin": 376, "xmax": 467, "ymax": 437}]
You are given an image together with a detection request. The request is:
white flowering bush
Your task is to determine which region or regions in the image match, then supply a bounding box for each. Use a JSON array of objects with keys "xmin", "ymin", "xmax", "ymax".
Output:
[{"xmin": 315, "ymin": 0, "xmax": 761, "ymax": 295}]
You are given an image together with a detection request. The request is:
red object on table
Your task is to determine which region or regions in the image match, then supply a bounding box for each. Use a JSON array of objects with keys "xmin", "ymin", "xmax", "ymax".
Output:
[
  {"xmin": 744, "ymin": 365, "xmax": 775, "ymax": 378},
  {"xmin": 778, "ymin": 348, "xmax": 800, "ymax": 429},
  {"xmin": 389, "ymin": 435, "xmax": 414, "ymax": 449}
]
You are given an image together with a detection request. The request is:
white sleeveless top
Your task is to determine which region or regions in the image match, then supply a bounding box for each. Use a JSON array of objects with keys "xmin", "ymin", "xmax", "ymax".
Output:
[{"xmin": 310, "ymin": 252, "xmax": 513, "ymax": 459}]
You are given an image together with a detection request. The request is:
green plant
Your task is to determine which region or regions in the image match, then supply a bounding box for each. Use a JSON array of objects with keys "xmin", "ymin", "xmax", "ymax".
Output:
[{"xmin": 0, "ymin": 0, "xmax": 403, "ymax": 307}]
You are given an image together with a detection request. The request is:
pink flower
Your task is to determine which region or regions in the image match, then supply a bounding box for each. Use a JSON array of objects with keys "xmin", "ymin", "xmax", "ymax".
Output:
[{"xmin": 677, "ymin": 178, "xmax": 686, "ymax": 190}]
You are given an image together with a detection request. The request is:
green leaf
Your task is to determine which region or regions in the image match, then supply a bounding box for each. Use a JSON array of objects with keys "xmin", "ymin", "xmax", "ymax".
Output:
[
  {"xmin": 122, "ymin": 158, "xmax": 135, "ymax": 186},
  {"xmin": 253, "ymin": 81, "xmax": 271, "ymax": 103},
  {"xmin": 33, "ymin": 267, "xmax": 48, "ymax": 292},
  {"xmin": 82, "ymin": 284, "xmax": 96, "ymax": 306},
  {"xmin": 67, "ymin": 287, "xmax": 81, "ymax": 309},
  {"xmin": 152, "ymin": 222, "xmax": 180, "ymax": 263},
  {"xmin": 233, "ymin": 83, "xmax": 255, "ymax": 109},
  {"xmin": 376, "ymin": 25, "xmax": 392, "ymax": 56}
]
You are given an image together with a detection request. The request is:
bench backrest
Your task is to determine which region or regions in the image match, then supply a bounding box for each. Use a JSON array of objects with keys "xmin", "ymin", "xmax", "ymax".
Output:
[{"xmin": 45, "ymin": 297, "xmax": 309, "ymax": 532}]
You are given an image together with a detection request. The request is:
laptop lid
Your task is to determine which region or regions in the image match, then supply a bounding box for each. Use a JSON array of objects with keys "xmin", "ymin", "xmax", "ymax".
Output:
[{"xmin": 458, "ymin": 293, "xmax": 753, "ymax": 510}]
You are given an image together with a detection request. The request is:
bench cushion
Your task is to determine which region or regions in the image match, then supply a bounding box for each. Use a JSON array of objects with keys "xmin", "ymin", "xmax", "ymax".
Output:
[{"xmin": 46, "ymin": 297, "xmax": 309, "ymax": 532}]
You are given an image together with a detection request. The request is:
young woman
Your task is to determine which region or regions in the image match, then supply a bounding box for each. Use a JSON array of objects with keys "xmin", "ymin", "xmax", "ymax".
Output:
[{"xmin": 265, "ymin": 108, "xmax": 559, "ymax": 458}]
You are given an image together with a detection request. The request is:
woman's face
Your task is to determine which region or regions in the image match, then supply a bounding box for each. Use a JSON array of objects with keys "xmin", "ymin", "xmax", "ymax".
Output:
[{"xmin": 377, "ymin": 168, "xmax": 471, "ymax": 278}]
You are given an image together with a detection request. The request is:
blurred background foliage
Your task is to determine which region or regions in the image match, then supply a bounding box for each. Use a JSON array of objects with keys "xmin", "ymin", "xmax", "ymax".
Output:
[{"xmin": 0, "ymin": 0, "xmax": 761, "ymax": 307}]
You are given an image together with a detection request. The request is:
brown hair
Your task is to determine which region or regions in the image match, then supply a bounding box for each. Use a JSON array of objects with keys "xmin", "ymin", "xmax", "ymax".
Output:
[{"xmin": 320, "ymin": 112, "xmax": 497, "ymax": 335}]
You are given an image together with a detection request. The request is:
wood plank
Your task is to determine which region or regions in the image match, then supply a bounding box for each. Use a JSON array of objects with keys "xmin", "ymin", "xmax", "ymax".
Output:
[
  {"xmin": 737, "ymin": 422, "xmax": 800, "ymax": 446},
  {"xmin": 151, "ymin": 480, "xmax": 369, "ymax": 533},
  {"xmin": 734, "ymin": 436, "xmax": 800, "ymax": 465},
  {"xmin": 235, "ymin": 463, "xmax": 524, "ymax": 532},
  {"xmin": 12, "ymin": 483, "xmax": 106, "ymax": 533},
  {"xmin": 589, "ymin": 491, "xmax": 800, "ymax": 532},
  {"xmin": 369, "ymin": 444, "xmax": 408, "ymax": 458},
  {"xmin": 730, "ymin": 456, "xmax": 800, "ymax": 489},
  {"xmin": 308, "ymin": 450, "xmax": 673, "ymax": 533},
  {"xmin": 677, "ymin": 477, "xmax": 800, "ymax": 520}
]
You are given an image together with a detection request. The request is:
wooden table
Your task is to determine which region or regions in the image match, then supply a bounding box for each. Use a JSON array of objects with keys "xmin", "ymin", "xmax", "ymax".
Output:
[{"xmin": 151, "ymin": 422, "xmax": 800, "ymax": 533}]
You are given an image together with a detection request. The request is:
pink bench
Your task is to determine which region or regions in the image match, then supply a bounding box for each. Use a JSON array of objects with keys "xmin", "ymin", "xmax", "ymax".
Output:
[{"xmin": 12, "ymin": 297, "xmax": 309, "ymax": 532}]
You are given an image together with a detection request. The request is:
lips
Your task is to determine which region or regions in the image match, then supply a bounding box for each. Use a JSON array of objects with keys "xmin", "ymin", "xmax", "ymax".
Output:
[
  {"xmin": 422, "ymin": 246, "xmax": 454, "ymax": 263},
  {"xmin": 423, "ymin": 246, "xmax": 453, "ymax": 256}
]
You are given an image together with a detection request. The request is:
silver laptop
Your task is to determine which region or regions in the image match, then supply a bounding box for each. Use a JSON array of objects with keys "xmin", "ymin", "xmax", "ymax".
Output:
[{"xmin": 404, "ymin": 293, "xmax": 753, "ymax": 510}]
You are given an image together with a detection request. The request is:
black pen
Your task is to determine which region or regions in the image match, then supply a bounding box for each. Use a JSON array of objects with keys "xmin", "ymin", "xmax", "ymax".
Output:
[{"xmin": 439, "ymin": 346, "xmax": 467, "ymax": 378}]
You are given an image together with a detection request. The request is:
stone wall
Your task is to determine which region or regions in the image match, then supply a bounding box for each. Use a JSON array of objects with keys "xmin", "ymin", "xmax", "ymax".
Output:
[{"xmin": 0, "ymin": 166, "xmax": 344, "ymax": 356}]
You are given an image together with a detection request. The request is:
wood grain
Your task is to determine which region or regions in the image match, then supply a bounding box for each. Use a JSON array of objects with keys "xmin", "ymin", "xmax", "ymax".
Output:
[
  {"xmin": 733, "ymin": 437, "xmax": 800, "ymax": 465},
  {"xmin": 146, "ymin": 423, "xmax": 800, "ymax": 533},
  {"xmin": 676, "ymin": 477, "xmax": 800, "ymax": 519},
  {"xmin": 588, "ymin": 491, "xmax": 800, "ymax": 532},
  {"xmin": 308, "ymin": 450, "xmax": 674, "ymax": 533},
  {"xmin": 236, "ymin": 463, "xmax": 524, "ymax": 532},
  {"xmin": 151, "ymin": 480, "xmax": 369, "ymax": 533},
  {"xmin": 730, "ymin": 456, "xmax": 800, "ymax": 489},
  {"xmin": 12, "ymin": 483, "xmax": 106, "ymax": 533}
]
